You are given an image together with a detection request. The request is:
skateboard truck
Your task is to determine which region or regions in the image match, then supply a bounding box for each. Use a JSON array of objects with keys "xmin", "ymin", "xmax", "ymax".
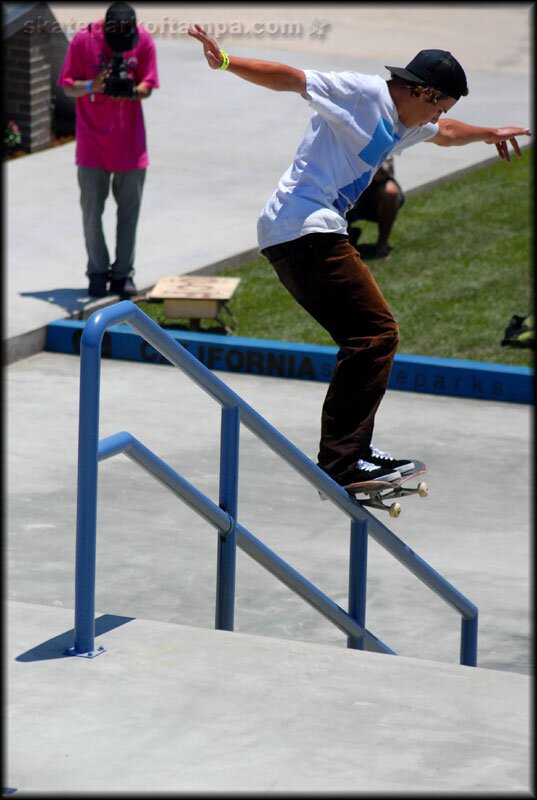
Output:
[
  {"xmin": 320, "ymin": 461, "xmax": 429, "ymax": 517},
  {"xmin": 357, "ymin": 480, "xmax": 428, "ymax": 517}
]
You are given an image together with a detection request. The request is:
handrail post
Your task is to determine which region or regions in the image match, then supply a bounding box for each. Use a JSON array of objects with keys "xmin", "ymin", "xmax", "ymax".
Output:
[
  {"xmin": 347, "ymin": 519, "xmax": 368, "ymax": 650},
  {"xmin": 68, "ymin": 329, "xmax": 105, "ymax": 657},
  {"xmin": 460, "ymin": 614, "xmax": 479, "ymax": 667},
  {"xmin": 215, "ymin": 406, "xmax": 240, "ymax": 630}
]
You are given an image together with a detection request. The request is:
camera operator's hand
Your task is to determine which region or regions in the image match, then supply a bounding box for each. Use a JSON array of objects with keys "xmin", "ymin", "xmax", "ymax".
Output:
[
  {"xmin": 110, "ymin": 82, "xmax": 152, "ymax": 101},
  {"xmin": 91, "ymin": 69, "xmax": 109, "ymax": 93},
  {"xmin": 133, "ymin": 82, "xmax": 152, "ymax": 100}
]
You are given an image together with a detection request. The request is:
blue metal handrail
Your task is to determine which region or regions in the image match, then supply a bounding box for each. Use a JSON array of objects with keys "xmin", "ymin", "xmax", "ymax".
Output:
[
  {"xmin": 97, "ymin": 431, "xmax": 394, "ymax": 656},
  {"xmin": 71, "ymin": 300, "xmax": 478, "ymax": 665}
]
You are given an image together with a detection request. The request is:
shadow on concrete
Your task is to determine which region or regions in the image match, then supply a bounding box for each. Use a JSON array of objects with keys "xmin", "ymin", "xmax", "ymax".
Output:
[
  {"xmin": 15, "ymin": 613, "xmax": 135, "ymax": 662},
  {"xmin": 20, "ymin": 288, "xmax": 92, "ymax": 313}
]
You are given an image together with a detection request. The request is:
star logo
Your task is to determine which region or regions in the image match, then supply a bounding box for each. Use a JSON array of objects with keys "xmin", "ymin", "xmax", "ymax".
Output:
[{"xmin": 308, "ymin": 18, "xmax": 331, "ymax": 38}]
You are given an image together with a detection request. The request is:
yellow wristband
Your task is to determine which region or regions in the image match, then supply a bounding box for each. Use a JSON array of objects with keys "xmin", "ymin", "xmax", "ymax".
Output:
[{"xmin": 219, "ymin": 50, "xmax": 230, "ymax": 70}]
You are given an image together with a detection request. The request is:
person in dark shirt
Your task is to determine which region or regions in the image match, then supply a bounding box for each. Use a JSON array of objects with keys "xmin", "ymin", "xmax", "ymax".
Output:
[{"xmin": 346, "ymin": 155, "xmax": 404, "ymax": 259}]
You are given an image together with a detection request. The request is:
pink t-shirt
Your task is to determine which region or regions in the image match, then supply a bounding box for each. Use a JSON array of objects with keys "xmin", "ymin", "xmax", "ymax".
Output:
[{"xmin": 57, "ymin": 21, "xmax": 159, "ymax": 171}]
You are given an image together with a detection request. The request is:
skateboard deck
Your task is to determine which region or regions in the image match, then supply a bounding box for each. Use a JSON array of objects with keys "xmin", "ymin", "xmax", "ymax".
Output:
[{"xmin": 345, "ymin": 460, "xmax": 428, "ymax": 517}]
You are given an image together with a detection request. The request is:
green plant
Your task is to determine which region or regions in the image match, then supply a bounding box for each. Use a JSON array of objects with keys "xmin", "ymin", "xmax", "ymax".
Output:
[{"xmin": 4, "ymin": 120, "xmax": 22, "ymax": 153}]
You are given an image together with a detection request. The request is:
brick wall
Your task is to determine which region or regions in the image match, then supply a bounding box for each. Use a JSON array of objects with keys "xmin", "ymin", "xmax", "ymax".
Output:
[{"xmin": 5, "ymin": 28, "xmax": 52, "ymax": 153}]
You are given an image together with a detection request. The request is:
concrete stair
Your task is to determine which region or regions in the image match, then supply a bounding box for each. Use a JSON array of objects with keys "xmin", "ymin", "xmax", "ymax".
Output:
[{"xmin": 6, "ymin": 600, "xmax": 530, "ymax": 794}]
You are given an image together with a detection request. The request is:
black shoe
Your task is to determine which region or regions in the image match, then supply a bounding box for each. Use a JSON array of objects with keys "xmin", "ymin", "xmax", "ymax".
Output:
[
  {"xmin": 110, "ymin": 276, "xmax": 138, "ymax": 297},
  {"xmin": 369, "ymin": 244, "xmax": 393, "ymax": 260},
  {"xmin": 335, "ymin": 459, "xmax": 401, "ymax": 487},
  {"xmin": 367, "ymin": 446, "xmax": 415, "ymax": 475},
  {"xmin": 88, "ymin": 274, "xmax": 108, "ymax": 297}
]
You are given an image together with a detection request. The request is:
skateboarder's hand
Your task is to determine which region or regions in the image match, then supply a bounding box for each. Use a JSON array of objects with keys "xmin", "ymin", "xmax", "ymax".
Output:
[
  {"xmin": 484, "ymin": 127, "xmax": 531, "ymax": 162},
  {"xmin": 188, "ymin": 24, "xmax": 225, "ymax": 69}
]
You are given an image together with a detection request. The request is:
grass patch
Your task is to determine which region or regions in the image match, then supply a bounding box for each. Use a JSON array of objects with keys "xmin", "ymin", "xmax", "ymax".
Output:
[{"xmin": 139, "ymin": 148, "xmax": 533, "ymax": 367}]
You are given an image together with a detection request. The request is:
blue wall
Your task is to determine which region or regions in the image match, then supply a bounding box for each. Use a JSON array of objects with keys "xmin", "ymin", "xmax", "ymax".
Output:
[{"xmin": 46, "ymin": 320, "xmax": 533, "ymax": 404}]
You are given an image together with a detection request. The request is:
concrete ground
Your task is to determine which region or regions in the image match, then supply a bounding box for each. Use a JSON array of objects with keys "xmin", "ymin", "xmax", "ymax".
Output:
[
  {"xmin": 4, "ymin": 4, "xmax": 533, "ymax": 794},
  {"xmin": 5, "ymin": 352, "xmax": 532, "ymax": 793}
]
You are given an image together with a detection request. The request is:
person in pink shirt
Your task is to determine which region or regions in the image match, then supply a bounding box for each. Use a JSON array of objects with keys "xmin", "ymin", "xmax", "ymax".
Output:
[{"xmin": 58, "ymin": 2, "xmax": 159, "ymax": 297}]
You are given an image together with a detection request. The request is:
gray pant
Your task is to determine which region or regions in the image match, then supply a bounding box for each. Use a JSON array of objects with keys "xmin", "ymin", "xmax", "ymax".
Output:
[{"xmin": 78, "ymin": 166, "xmax": 146, "ymax": 278}]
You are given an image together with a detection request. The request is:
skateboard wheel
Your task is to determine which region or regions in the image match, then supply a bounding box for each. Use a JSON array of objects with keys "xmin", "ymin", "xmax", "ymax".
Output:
[
  {"xmin": 389, "ymin": 502, "xmax": 401, "ymax": 518},
  {"xmin": 418, "ymin": 482, "xmax": 428, "ymax": 498}
]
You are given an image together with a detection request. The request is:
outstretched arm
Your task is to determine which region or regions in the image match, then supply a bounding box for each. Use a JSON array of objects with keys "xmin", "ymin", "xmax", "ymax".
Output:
[
  {"xmin": 188, "ymin": 24, "xmax": 307, "ymax": 94},
  {"xmin": 428, "ymin": 118, "xmax": 531, "ymax": 162}
]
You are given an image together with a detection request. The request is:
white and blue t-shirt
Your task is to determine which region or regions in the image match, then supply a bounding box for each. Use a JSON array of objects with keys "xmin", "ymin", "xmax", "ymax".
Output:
[{"xmin": 257, "ymin": 70, "xmax": 439, "ymax": 251}]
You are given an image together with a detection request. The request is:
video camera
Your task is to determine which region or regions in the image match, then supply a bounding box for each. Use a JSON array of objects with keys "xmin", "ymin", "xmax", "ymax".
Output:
[{"xmin": 103, "ymin": 52, "xmax": 136, "ymax": 98}]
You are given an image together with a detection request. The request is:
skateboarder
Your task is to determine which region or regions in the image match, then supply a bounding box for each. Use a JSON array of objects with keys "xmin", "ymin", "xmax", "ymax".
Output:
[{"xmin": 188, "ymin": 25, "xmax": 530, "ymax": 489}]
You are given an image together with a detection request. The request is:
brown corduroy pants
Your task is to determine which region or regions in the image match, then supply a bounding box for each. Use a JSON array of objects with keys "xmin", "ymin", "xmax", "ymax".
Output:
[{"xmin": 262, "ymin": 233, "xmax": 399, "ymax": 483}]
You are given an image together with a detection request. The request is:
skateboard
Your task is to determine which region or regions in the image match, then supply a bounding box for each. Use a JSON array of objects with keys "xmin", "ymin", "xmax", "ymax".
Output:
[{"xmin": 344, "ymin": 460, "xmax": 428, "ymax": 518}]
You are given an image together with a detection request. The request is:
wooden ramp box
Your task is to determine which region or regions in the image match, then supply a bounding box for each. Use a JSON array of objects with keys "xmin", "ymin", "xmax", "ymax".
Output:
[{"xmin": 147, "ymin": 275, "xmax": 241, "ymax": 332}]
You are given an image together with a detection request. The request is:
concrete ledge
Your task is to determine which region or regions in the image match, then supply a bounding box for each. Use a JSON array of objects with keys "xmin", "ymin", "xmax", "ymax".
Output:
[
  {"xmin": 2, "ymin": 248, "xmax": 259, "ymax": 366},
  {"xmin": 4, "ymin": 326, "xmax": 48, "ymax": 366},
  {"xmin": 3, "ymin": 294, "xmax": 132, "ymax": 365},
  {"xmin": 46, "ymin": 319, "xmax": 533, "ymax": 404}
]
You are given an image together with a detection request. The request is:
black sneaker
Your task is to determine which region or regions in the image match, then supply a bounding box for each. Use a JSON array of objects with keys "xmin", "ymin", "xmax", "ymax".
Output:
[
  {"xmin": 88, "ymin": 274, "xmax": 108, "ymax": 297},
  {"xmin": 369, "ymin": 243, "xmax": 393, "ymax": 260},
  {"xmin": 367, "ymin": 446, "xmax": 415, "ymax": 475},
  {"xmin": 339, "ymin": 458, "xmax": 401, "ymax": 487},
  {"xmin": 110, "ymin": 276, "xmax": 138, "ymax": 297}
]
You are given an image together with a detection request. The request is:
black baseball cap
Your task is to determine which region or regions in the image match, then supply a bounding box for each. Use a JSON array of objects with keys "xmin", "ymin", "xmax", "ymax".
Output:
[
  {"xmin": 386, "ymin": 49, "xmax": 468, "ymax": 100},
  {"xmin": 104, "ymin": 2, "xmax": 139, "ymax": 52}
]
